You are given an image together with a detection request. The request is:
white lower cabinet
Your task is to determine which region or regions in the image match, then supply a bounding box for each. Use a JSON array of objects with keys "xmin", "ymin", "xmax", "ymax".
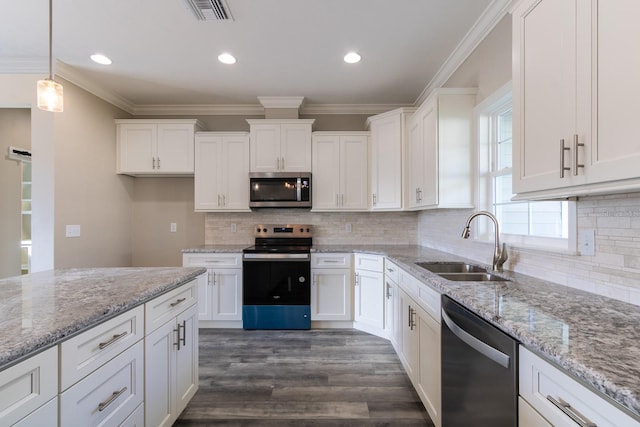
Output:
[
  {"xmin": 415, "ymin": 303, "xmax": 441, "ymax": 427},
  {"xmin": 145, "ymin": 302, "xmax": 198, "ymax": 427},
  {"xmin": 183, "ymin": 253, "xmax": 243, "ymax": 325},
  {"xmin": 12, "ymin": 396, "xmax": 57, "ymax": 427},
  {"xmin": 310, "ymin": 253, "xmax": 352, "ymax": 322},
  {"xmin": 519, "ymin": 346, "xmax": 639, "ymax": 427},
  {"xmin": 354, "ymin": 254, "xmax": 385, "ymax": 336},
  {"xmin": 519, "ymin": 397, "xmax": 552, "ymax": 427},
  {"xmin": 60, "ymin": 341, "xmax": 144, "ymax": 427},
  {"xmin": 397, "ymin": 287, "xmax": 419, "ymax": 380},
  {"xmin": 0, "ymin": 346, "xmax": 58, "ymax": 426}
]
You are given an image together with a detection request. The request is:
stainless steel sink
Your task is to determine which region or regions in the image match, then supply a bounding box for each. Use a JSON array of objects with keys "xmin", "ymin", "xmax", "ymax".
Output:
[
  {"xmin": 437, "ymin": 272, "xmax": 509, "ymax": 282},
  {"xmin": 415, "ymin": 262, "xmax": 509, "ymax": 282},
  {"xmin": 416, "ymin": 262, "xmax": 487, "ymax": 274}
]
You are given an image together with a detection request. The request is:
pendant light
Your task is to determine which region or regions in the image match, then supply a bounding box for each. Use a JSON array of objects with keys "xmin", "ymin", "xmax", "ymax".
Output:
[{"xmin": 37, "ymin": 0, "xmax": 63, "ymax": 112}]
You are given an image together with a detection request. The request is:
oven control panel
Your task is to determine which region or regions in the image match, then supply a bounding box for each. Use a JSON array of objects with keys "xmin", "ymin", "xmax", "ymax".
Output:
[{"xmin": 253, "ymin": 224, "xmax": 313, "ymax": 238}]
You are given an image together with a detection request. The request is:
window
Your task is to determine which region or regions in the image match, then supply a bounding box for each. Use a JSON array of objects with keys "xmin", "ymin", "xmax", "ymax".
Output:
[{"xmin": 476, "ymin": 83, "xmax": 575, "ymax": 251}]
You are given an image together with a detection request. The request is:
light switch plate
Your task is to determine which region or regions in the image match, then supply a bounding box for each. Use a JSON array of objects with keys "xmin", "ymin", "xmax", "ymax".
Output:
[
  {"xmin": 578, "ymin": 229, "xmax": 595, "ymax": 256},
  {"xmin": 66, "ymin": 225, "xmax": 81, "ymax": 238},
  {"xmin": 170, "ymin": 223, "xmax": 177, "ymax": 233}
]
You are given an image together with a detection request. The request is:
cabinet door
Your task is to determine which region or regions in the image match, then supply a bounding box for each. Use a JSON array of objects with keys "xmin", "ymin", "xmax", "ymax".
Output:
[
  {"xmin": 419, "ymin": 99, "xmax": 438, "ymax": 207},
  {"xmin": 175, "ymin": 304, "xmax": 199, "ymax": 416},
  {"xmin": 311, "ymin": 268, "xmax": 352, "ymax": 321},
  {"xmin": 416, "ymin": 306, "xmax": 441, "ymax": 427},
  {"xmin": 370, "ymin": 114, "xmax": 403, "ymax": 210},
  {"xmin": 587, "ymin": 0, "xmax": 640, "ymax": 184},
  {"xmin": 156, "ymin": 123, "xmax": 195, "ymax": 173},
  {"xmin": 384, "ymin": 279, "xmax": 395, "ymax": 343},
  {"xmin": 519, "ymin": 397, "xmax": 552, "ymax": 427},
  {"xmin": 221, "ymin": 135, "xmax": 250, "ymax": 210},
  {"xmin": 250, "ymin": 124, "xmax": 280, "ymax": 172},
  {"xmin": 311, "ymin": 134, "xmax": 341, "ymax": 210},
  {"xmin": 512, "ymin": 0, "xmax": 585, "ymax": 194},
  {"xmin": 354, "ymin": 269, "xmax": 384, "ymax": 330},
  {"xmin": 280, "ymin": 123, "xmax": 312, "ymax": 171},
  {"xmin": 145, "ymin": 319, "xmax": 176, "ymax": 427},
  {"xmin": 340, "ymin": 135, "xmax": 369, "ymax": 210},
  {"xmin": 198, "ymin": 271, "xmax": 213, "ymax": 320},
  {"xmin": 407, "ymin": 113, "xmax": 423, "ymax": 209},
  {"xmin": 398, "ymin": 289, "xmax": 418, "ymax": 381},
  {"xmin": 194, "ymin": 135, "xmax": 223, "ymax": 211},
  {"xmin": 118, "ymin": 124, "xmax": 156, "ymax": 173},
  {"xmin": 211, "ymin": 269, "xmax": 242, "ymax": 321}
]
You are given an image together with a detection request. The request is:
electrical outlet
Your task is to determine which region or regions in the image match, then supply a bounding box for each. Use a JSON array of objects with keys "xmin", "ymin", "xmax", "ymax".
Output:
[
  {"xmin": 345, "ymin": 223, "xmax": 352, "ymax": 233},
  {"xmin": 65, "ymin": 225, "xmax": 81, "ymax": 238},
  {"xmin": 231, "ymin": 223, "xmax": 237, "ymax": 233},
  {"xmin": 170, "ymin": 223, "xmax": 177, "ymax": 233},
  {"xmin": 579, "ymin": 229, "xmax": 595, "ymax": 256}
]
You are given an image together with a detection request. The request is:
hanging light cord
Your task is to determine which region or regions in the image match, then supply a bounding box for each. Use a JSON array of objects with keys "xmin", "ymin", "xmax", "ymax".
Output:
[{"xmin": 48, "ymin": 0, "xmax": 53, "ymax": 80}]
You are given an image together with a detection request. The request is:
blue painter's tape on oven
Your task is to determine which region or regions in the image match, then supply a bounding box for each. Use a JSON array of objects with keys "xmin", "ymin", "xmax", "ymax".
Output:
[{"xmin": 242, "ymin": 305, "xmax": 311, "ymax": 330}]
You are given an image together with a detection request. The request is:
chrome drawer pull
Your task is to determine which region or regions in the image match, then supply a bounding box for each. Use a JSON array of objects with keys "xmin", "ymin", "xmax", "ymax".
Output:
[
  {"xmin": 98, "ymin": 331, "xmax": 128, "ymax": 350},
  {"xmin": 179, "ymin": 320, "xmax": 187, "ymax": 347},
  {"xmin": 546, "ymin": 396, "xmax": 597, "ymax": 427},
  {"xmin": 560, "ymin": 139, "xmax": 571, "ymax": 178},
  {"xmin": 573, "ymin": 134, "xmax": 585, "ymax": 176},
  {"xmin": 170, "ymin": 297, "xmax": 187, "ymax": 307},
  {"xmin": 98, "ymin": 387, "xmax": 127, "ymax": 412}
]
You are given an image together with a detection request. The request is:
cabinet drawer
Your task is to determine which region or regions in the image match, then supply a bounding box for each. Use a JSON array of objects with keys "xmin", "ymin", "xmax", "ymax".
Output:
[
  {"xmin": 311, "ymin": 253, "xmax": 352, "ymax": 269},
  {"xmin": 12, "ymin": 396, "xmax": 57, "ymax": 427},
  {"xmin": 384, "ymin": 259, "xmax": 399, "ymax": 283},
  {"xmin": 354, "ymin": 253, "xmax": 384, "ymax": 272},
  {"xmin": 519, "ymin": 396, "xmax": 552, "ymax": 427},
  {"xmin": 182, "ymin": 253, "xmax": 242, "ymax": 268},
  {"xmin": 416, "ymin": 284, "xmax": 440, "ymax": 323},
  {"xmin": 60, "ymin": 305, "xmax": 144, "ymax": 391},
  {"xmin": 0, "ymin": 346, "xmax": 58, "ymax": 426},
  {"xmin": 145, "ymin": 280, "xmax": 197, "ymax": 333},
  {"xmin": 519, "ymin": 346, "xmax": 639, "ymax": 427},
  {"xmin": 60, "ymin": 340, "xmax": 144, "ymax": 427},
  {"xmin": 120, "ymin": 402, "xmax": 144, "ymax": 427}
]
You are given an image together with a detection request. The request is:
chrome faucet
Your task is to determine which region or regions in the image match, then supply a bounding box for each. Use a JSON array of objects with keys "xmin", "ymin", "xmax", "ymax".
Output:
[{"xmin": 461, "ymin": 211, "xmax": 508, "ymax": 272}]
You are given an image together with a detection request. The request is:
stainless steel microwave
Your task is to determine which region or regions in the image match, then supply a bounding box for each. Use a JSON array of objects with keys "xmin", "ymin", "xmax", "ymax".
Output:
[{"xmin": 249, "ymin": 172, "xmax": 312, "ymax": 208}]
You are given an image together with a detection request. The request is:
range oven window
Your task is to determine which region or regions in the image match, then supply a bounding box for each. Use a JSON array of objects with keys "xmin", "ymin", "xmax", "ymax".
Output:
[{"xmin": 243, "ymin": 259, "xmax": 310, "ymax": 305}]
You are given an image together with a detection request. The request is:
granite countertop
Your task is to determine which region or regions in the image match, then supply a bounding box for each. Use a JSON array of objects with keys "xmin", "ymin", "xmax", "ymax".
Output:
[
  {"xmin": 183, "ymin": 244, "xmax": 249, "ymax": 253},
  {"xmin": 0, "ymin": 267, "xmax": 205, "ymax": 370},
  {"xmin": 191, "ymin": 244, "xmax": 640, "ymax": 419}
]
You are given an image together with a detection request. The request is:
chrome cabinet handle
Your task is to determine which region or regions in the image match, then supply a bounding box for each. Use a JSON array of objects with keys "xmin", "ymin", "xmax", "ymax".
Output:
[
  {"xmin": 179, "ymin": 320, "xmax": 187, "ymax": 347},
  {"xmin": 98, "ymin": 331, "xmax": 128, "ymax": 350},
  {"xmin": 386, "ymin": 281, "xmax": 392, "ymax": 299},
  {"xmin": 336, "ymin": 194, "xmax": 339, "ymax": 207},
  {"xmin": 152, "ymin": 157, "xmax": 156, "ymax": 169},
  {"xmin": 98, "ymin": 387, "xmax": 127, "ymax": 412},
  {"xmin": 560, "ymin": 139, "xmax": 571, "ymax": 178},
  {"xmin": 212, "ymin": 272, "xmax": 216, "ymax": 285},
  {"xmin": 157, "ymin": 157, "xmax": 160, "ymax": 169},
  {"xmin": 372, "ymin": 193, "xmax": 377, "ymax": 206},
  {"xmin": 418, "ymin": 188, "xmax": 422, "ymax": 203},
  {"xmin": 355, "ymin": 273, "xmax": 360, "ymax": 286},
  {"xmin": 170, "ymin": 297, "xmax": 186, "ymax": 307},
  {"xmin": 441, "ymin": 308, "xmax": 510, "ymax": 368},
  {"xmin": 573, "ymin": 134, "xmax": 584, "ymax": 176},
  {"xmin": 281, "ymin": 157, "xmax": 284, "ymax": 170},
  {"xmin": 217, "ymin": 194, "xmax": 221, "ymax": 207},
  {"xmin": 222, "ymin": 194, "xmax": 226, "ymax": 206},
  {"xmin": 340, "ymin": 194, "xmax": 344, "ymax": 207},
  {"xmin": 546, "ymin": 396, "xmax": 597, "ymax": 427}
]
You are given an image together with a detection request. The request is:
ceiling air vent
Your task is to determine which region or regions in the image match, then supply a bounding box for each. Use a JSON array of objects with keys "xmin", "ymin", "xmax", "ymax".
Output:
[{"xmin": 183, "ymin": 0, "xmax": 233, "ymax": 21}]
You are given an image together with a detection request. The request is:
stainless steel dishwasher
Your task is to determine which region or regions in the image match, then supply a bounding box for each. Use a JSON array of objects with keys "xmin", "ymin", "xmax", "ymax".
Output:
[{"xmin": 441, "ymin": 295, "xmax": 517, "ymax": 427}]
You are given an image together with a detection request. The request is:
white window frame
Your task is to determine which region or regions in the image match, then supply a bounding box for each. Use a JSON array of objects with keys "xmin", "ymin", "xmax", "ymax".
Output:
[{"xmin": 475, "ymin": 82, "xmax": 577, "ymax": 253}]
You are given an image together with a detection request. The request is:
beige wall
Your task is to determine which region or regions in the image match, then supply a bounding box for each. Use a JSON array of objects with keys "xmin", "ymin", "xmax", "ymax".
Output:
[
  {"xmin": 131, "ymin": 178, "xmax": 205, "ymax": 266},
  {"xmin": 0, "ymin": 109, "xmax": 31, "ymax": 278},
  {"xmin": 444, "ymin": 14, "xmax": 512, "ymax": 103},
  {"xmin": 53, "ymin": 78, "xmax": 134, "ymax": 268}
]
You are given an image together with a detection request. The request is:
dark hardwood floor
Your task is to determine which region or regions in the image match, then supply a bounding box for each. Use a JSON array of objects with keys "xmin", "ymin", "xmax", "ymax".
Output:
[{"xmin": 175, "ymin": 329, "xmax": 434, "ymax": 426}]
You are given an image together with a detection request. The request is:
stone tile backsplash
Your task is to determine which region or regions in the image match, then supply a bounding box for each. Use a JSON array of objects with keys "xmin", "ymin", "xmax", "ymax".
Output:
[{"xmin": 417, "ymin": 192, "xmax": 640, "ymax": 306}]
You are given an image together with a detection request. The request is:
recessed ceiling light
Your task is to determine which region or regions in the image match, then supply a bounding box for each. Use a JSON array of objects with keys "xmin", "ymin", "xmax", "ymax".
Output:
[
  {"xmin": 90, "ymin": 53, "xmax": 112, "ymax": 65},
  {"xmin": 218, "ymin": 53, "xmax": 237, "ymax": 64},
  {"xmin": 344, "ymin": 52, "xmax": 361, "ymax": 64}
]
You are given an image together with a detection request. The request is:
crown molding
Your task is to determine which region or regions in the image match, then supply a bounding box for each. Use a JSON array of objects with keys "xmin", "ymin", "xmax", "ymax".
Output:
[
  {"xmin": 0, "ymin": 57, "xmax": 48, "ymax": 73},
  {"xmin": 132, "ymin": 104, "xmax": 265, "ymax": 116},
  {"xmin": 300, "ymin": 103, "xmax": 408, "ymax": 115},
  {"xmin": 55, "ymin": 61, "xmax": 136, "ymax": 114},
  {"xmin": 414, "ymin": 0, "xmax": 514, "ymax": 106}
]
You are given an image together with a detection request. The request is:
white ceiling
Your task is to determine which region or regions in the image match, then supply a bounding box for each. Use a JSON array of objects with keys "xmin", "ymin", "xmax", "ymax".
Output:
[{"xmin": 0, "ymin": 0, "xmax": 507, "ymax": 113}]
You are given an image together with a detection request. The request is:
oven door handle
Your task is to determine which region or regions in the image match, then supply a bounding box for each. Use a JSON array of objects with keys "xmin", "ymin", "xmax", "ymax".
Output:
[
  {"xmin": 441, "ymin": 308, "xmax": 510, "ymax": 369},
  {"xmin": 243, "ymin": 253, "xmax": 311, "ymax": 261}
]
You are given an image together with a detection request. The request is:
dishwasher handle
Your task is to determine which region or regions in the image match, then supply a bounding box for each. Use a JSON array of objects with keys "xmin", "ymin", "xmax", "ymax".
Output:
[{"xmin": 441, "ymin": 308, "xmax": 510, "ymax": 369}]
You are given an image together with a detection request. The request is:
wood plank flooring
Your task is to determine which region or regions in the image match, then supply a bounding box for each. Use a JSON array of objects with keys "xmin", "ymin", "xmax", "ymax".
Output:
[{"xmin": 175, "ymin": 329, "xmax": 434, "ymax": 426}]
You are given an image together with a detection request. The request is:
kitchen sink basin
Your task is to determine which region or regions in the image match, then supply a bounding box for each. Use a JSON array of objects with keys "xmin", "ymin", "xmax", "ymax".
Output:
[
  {"xmin": 416, "ymin": 262, "xmax": 487, "ymax": 274},
  {"xmin": 437, "ymin": 272, "xmax": 509, "ymax": 282}
]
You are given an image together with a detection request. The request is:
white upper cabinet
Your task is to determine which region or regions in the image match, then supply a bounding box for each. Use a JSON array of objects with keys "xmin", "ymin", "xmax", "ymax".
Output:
[
  {"xmin": 194, "ymin": 132, "xmax": 250, "ymax": 212},
  {"xmin": 312, "ymin": 132, "xmax": 369, "ymax": 211},
  {"xmin": 513, "ymin": 0, "xmax": 640, "ymax": 199},
  {"xmin": 247, "ymin": 119, "xmax": 314, "ymax": 172},
  {"xmin": 116, "ymin": 119, "xmax": 203, "ymax": 176},
  {"xmin": 367, "ymin": 108, "xmax": 414, "ymax": 210},
  {"xmin": 406, "ymin": 89, "xmax": 475, "ymax": 210}
]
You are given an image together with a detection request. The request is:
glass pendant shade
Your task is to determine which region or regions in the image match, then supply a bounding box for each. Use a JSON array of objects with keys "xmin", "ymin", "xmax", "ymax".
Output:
[{"xmin": 37, "ymin": 78, "xmax": 64, "ymax": 112}]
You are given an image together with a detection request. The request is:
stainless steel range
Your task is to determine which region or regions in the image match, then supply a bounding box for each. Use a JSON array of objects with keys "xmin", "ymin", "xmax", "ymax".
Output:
[{"xmin": 242, "ymin": 224, "xmax": 312, "ymax": 329}]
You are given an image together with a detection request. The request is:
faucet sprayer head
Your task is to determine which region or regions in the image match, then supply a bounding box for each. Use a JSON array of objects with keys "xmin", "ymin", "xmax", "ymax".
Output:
[{"xmin": 461, "ymin": 227, "xmax": 471, "ymax": 239}]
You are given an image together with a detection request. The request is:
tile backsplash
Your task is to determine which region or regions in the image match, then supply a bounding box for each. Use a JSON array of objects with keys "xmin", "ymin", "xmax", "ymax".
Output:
[
  {"xmin": 418, "ymin": 192, "xmax": 640, "ymax": 306},
  {"xmin": 205, "ymin": 210, "xmax": 419, "ymax": 246}
]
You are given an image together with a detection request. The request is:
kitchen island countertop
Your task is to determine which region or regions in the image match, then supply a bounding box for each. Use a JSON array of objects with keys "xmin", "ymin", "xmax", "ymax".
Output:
[
  {"xmin": 0, "ymin": 267, "xmax": 205, "ymax": 370},
  {"xmin": 190, "ymin": 243, "xmax": 640, "ymax": 419}
]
